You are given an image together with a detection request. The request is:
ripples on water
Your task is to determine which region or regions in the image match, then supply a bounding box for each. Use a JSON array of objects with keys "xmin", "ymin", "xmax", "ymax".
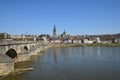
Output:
[{"xmin": 1, "ymin": 47, "xmax": 120, "ymax": 80}]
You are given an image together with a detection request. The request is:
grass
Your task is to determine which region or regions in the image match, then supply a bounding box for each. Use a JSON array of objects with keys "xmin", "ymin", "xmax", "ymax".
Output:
[
  {"xmin": 86, "ymin": 43, "xmax": 120, "ymax": 47},
  {"xmin": 52, "ymin": 43, "xmax": 120, "ymax": 47}
]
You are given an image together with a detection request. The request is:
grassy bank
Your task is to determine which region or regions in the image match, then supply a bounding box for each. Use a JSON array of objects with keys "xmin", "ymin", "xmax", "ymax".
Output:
[
  {"xmin": 85, "ymin": 43, "xmax": 120, "ymax": 47},
  {"xmin": 52, "ymin": 43, "xmax": 83, "ymax": 48},
  {"xmin": 52, "ymin": 43, "xmax": 120, "ymax": 48}
]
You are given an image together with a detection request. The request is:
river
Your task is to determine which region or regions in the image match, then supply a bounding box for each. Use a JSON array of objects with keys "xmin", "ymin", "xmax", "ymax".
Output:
[{"xmin": 1, "ymin": 47, "xmax": 120, "ymax": 80}]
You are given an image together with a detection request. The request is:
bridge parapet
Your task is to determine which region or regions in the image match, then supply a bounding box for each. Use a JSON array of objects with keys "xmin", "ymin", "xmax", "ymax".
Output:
[{"xmin": 0, "ymin": 40, "xmax": 50, "ymax": 55}]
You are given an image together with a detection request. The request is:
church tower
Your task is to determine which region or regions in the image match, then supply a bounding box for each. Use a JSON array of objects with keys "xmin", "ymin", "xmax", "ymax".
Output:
[
  {"xmin": 63, "ymin": 29, "xmax": 67, "ymax": 36},
  {"xmin": 53, "ymin": 25, "xmax": 57, "ymax": 38},
  {"xmin": 62, "ymin": 29, "xmax": 67, "ymax": 38}
]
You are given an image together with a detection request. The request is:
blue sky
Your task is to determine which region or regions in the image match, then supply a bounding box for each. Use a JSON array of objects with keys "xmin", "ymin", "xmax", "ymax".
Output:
[{"xmin": 0, "ymin": 0, "xmax": 120, "ymax": 35}]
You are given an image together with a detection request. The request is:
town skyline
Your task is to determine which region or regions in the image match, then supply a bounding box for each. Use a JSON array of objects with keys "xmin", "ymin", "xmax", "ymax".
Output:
[
  {"xmin": 0, "ymin": 0, "xmax": 120, "ymax": 35},
  {"xmin": 1, "ymin": 25, "xmax": 120, "ymax": 36},
  {"xmin": 1, "ymin": 26, "xmax": 120, "ymax": 36}
]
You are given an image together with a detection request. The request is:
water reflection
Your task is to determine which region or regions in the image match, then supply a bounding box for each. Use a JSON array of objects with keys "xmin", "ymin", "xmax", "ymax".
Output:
[
  {"xmin": 53, "ymin": 48, "xmax": 58, "ymax": 64},
  {"xmin": 96, "ymin": 47, "xmax": 101, "ymax": 56},
  {"xmin": 52, "ymin": 47, "xmax": 120, "ymax": 65}
]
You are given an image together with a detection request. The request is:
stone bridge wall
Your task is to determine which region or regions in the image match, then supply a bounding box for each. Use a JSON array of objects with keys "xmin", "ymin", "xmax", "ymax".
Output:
[
  {"xmin": 0, "ymin": 46, "xmax": 6, "ymax": 55},
  {"xmin": 0, "ymin": 41, "xmax": 41, "ymax": 54},
  {"xmin": 0, "ymin": 41, "xmax": 51, "ymax": 58}
]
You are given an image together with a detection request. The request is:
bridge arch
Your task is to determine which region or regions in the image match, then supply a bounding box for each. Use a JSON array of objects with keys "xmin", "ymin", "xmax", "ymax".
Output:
[
  {"xmin": 24, "ymin": 46, "xmax": 28, "ymax": 51},
  {"xmin": 6, "ymin": 48, "xmax": 17, "ymax": 58},
  {"xmin": 32, "ymin": 45, "xmax": 35, "ymax": 47}
]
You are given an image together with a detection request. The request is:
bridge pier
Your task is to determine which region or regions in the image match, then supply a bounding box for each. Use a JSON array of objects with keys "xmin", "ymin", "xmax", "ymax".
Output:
[
  {"xmin": 0, "ymin": 55, "xmax": 14, "ymax": 76},
  {"xmin": 14, "ymin": 54, "xmax": 30, "ymax": 63}
]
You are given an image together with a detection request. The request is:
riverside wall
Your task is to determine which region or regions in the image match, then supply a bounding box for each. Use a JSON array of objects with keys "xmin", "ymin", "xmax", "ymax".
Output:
[{"xmin": 0, "ymin": 43, "xmax": 52, "ymax": 76}]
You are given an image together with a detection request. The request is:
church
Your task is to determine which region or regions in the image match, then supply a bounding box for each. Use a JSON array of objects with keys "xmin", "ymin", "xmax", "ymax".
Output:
[
  {"xmin": 52, "ymin": 25, "xmax": 68, "ymax": 38},
  {"xmin": 50, "ymin": 25, "xmax": 69, "ymax": 43}
]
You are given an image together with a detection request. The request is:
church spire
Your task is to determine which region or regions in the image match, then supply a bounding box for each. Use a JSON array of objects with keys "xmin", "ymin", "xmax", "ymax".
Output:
[
  {"xmin": 53, "ymin": 25, "xmax": 56, "ymax": 32},
  {"xmin": 53, "ymin": 25, "xmax": 57, "ymax": 38},
  {"xmin": 63, "ymin": 29, "xmax": 66, "ymax": 34}
]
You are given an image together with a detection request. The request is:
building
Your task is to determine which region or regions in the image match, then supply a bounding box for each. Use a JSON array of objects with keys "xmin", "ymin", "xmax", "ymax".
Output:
[
  {"xmin": 0, "ymin": 33, "xmax": 9, "ymax": 39},
  {"xmin": 61, "ymin": 30, "xmax": 67, "ymax": 38},
  {"xmin": 53, "ymin": 25, "xmax": 57, "ymax": 38},
  {"xmin": 67, "ymin": 38, "xmax": 72, "ymax": 43},
  {"xmin": 73, "ymin": 39, "xmax": 81, "ymax": 44},
  {"xmin": 84, "ymin": 39, "xmax": 93, "ymax": 44},
  {"xmin": 96, "ymin": 37, "xmax": 101, "ymax": 43},
  {"xmin": 114, "ymin": 37, "xmax": 120, "ymax": 43},
  {"xmin": 49, "ymin": 38, "xmax": 61, "ymax": 43},
  {"xmin": 10, "ymin": 35, "xmax": 26, "ymax": 40}
]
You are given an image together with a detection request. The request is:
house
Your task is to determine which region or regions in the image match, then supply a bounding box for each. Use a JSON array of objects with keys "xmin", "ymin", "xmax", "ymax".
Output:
[
  {"xmin": 10, "ymin": 35, "xmax": 23, "ymax": 40},
  {"xmin": 0, "ymin": 33, "xmax": 9, "ymax": 39},
  {"xmin": 84, "ymin": 39, "xmax": 93, "ymax": 44},
  {"xmin": 67, "ymin": 39, "xmax": 72, "ymax": 43},
  {"xmin": 41, "ymin": 37, "xmax": 48, "ymax": 42},
  {"xmin": 73, "ymin": 39, "xmax": 81, "ymax": 44},
  {"xmin": 114, "ymin": 37, "xmax": 120, "ymax": 43},
  {"xmin": 101, "ymin": 40, "xmax": 112, "ymax": 44},
  {"xmin": 63, "ymin": 39, "xmax": 68, "ymax": 43},
  {"xmin": 96, "ymin": 37, "xmax": 101, "ymax": 43},
  {"xmin": 49, "ymin": 38, "xmax": 61, "ymax": 43}
]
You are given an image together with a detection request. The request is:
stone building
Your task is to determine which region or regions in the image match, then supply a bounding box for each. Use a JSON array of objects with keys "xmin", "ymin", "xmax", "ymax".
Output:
[
  {"xmin": 61, "ymin": 30, "xmax": 67, "ymax": 38},
  {"xmin": 0, "ymin": 33, "xmax": 9, "ymax": 39}
]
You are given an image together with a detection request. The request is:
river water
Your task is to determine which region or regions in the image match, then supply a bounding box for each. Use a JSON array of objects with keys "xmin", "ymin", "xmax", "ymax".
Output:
[{"xmin": 1, "ymin": 47, "xmax": 120, "ymax": 80}]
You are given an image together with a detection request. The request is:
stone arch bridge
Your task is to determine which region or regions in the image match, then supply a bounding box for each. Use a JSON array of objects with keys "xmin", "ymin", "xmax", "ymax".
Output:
[
  {"xmin": 0, "ymin": 41, "xmax": 50, "ymax": 62},
  {"xmin": 0, "ymin": 41, "xmax": 51, "ymax": 76}
]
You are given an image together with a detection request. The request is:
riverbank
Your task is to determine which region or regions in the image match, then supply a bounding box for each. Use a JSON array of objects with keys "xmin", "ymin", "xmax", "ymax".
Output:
[
  {"xmin": 52, "ymin": 43, "xmax": 120, "ymax": 47},
  {"xmin": 84, "ymin": 43, "xmax": 120, "ymax": 47}
]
